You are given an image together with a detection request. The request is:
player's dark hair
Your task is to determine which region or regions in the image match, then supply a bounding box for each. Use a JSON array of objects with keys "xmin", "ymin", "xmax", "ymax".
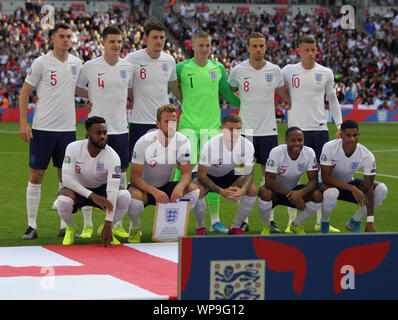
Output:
[
  {"xmin": 50, "ymin": 22, "xmax": 70, "ymax": 38},
  {"xmin": 299, "ymin": 35, "xmax": 316, "ymax": 45},
  {"xmin": 341, "ymin": 120, "xmax": 359, "ymax": 131},
  {"xmin": 102, "ymin": 25, "xmax": 122, "ymax": 39},
  {"xmin": 144, "ymin": 21, "xmax": 166, "ymax": 36},
  {"xmin": 222, "ymin": 113, "xmax": 241, "ymax": 125},
  {"xmin": 285, "ymin": 126, "xmax": 303, "ymax": 137},
  {"xmin": 85, "ymin": 116, "xmax": 106, "ymax": 130},
  {"xmin": 157, "ymin": 104, "xmax": 178, "ymax": 121},
  {"xmin": 247, "ymin": 32, "xmax": 266, "ymax": 46}
]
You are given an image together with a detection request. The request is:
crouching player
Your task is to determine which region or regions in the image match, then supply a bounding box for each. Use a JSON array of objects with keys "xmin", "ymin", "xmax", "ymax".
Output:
[
  {"xmin": 319, "ymin": 120, "xmax": 388, "ymax": 233},
  {"xmin": 127, "ymin": 104, "xmax": 200, "ymax": 242},
  {"xmin": 56, "ymin": 116, "xmax": 131, "ymax": 247},
  {"xmin": 192, "ymin": 114, "xmax": 257, "ymax": 235},
  {"xmin": 258, "ymin": 127, "xmax": 322, "ymax": 234}
]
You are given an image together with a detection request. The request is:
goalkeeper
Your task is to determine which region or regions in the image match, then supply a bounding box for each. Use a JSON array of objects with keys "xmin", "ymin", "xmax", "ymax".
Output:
[{"xmin": 174, "ymin": 31, "xmax": 240, "ymax": 233}]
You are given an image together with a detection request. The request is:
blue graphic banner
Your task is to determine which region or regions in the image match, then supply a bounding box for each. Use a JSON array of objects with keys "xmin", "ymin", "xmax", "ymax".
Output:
[{"xmin": 179, "ymin": 233, "xmax": 398, "ymax": 300}]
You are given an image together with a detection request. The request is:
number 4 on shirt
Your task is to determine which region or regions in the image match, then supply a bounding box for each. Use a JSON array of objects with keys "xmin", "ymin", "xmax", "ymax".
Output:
[{"xmin": 98, "ymin": 77, "xmax": 104, "ymax": 88}]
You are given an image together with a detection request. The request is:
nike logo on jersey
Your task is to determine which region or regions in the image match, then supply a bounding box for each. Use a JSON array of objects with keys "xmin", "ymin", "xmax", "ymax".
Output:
[
  {"xmin": 243, "ymin": 77, "xmax": 251, "ymax": 80},
  {"xmin": 292, "ymin": 74, "xmax": 299, "ymax": 77},
  {"xmin": 50, "ymin": 70, "xmax": 58, "ymax": 73},
  {"xmin": 97, "ymin": 73, "xmax": 105, "ymax": 76},
  {"xmin": 140, "ymin": 64, "xmax": 147, "ymax": 68},
  {"xmin": 187, "ymin": 73, "xmax": 194, "ymax": 76}
]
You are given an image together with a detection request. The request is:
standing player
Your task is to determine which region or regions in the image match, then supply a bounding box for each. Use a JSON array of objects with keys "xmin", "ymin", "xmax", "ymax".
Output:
[
  {"xmin": 57, "ymin": 116, "xmax": 131, "ymax": 247},
  {"xmin": 192, "ymin": 114, "xmax": 257, "ymax": 235},
  {"xmin": 127, "ymin": 104, "xmax": 200, "ymax": 242},
  {"xmin": 258, "ymin": 127, "xmax": 322, "ymax": 234},
  {"xmin": 125, "ymin": 22, "xmax": 181, "ymax": 156},
  {"xmin": 319, "ymin": 120, "xmax": 388, "ymax": 233},
  {"xmin": 76, "ymin": 25, "xmax": 133, "ymax": 239},
  {"xmin": 282, "ymin": 35, "xmax": 342, "ymax": 233},
  {"xmin": 176, "ymin": 31, "xmax": 241, "ymax": 234},
  {"xmin": 228, "ymin": 32, "xmax": 290, "ymax": 233},
  {"xmin": 19, "ymin": 23, "xmax": 86, "ymax": 239}
]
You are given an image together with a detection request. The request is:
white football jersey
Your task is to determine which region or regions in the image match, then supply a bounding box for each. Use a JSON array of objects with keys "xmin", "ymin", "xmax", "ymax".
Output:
[
  {"xmin": 25, "ymin": 51, "xmax": 82, "ymax": 131},
  {"xmin": 282, "ymin": 62, "xmax": 335, "ymax": 131},
  {"xmin": 198, "ymin": 134, "xmax": 255, "ymax": 177},
  {"xmin": 228, "ymin": 60, "xmax": 284, "ymax": 136},
  {"xmin": 77, "ymin": 56, "xmax": 133, "ymax": 134},
  {"xmin": 62, "ymin": 139, "xmax": 121, "ymax": 199},
  {"xmin": 132, "ymin": 130, "xmax": 191, "ymax": 188},
  {"xmin": 266, "ymin": 144, "xmax": 318, "ymax": 190},
  {"xmin": 320, "ymin": 139, "xmax": 376, "ymax": 183},
  {"xmin": 125, "ymin": 49, "xmax": 177, "ymax": 124}
]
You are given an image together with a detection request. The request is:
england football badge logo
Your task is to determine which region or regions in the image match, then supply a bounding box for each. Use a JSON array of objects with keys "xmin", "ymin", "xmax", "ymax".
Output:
[
  {"xmin": 265, "ymin": 73, "xmax": 273, "ymax": 83},
  {"xmin": 120, "ymin": 69, "xmax": 127, "ymax": 80},
  {"xmin": 70, "ymin": 65, "xmax": 77, "ymax": 76},
  {"xmin": 315, "ymin": 73, "xmax": 322, "ymax": 83},
  {"xmin": 162, "ymin": 63, "xmax": 168, "ymax": 73},
  {"xmin": 209, "ymin": 70, "xmax": 217, "ymax": 80},
  {"xmin": 165, "ymin": 208, "xmax": 179, "ymax": 224},
  {"xmin": 210, "ymin": 260, "xmax": 265, "ymax": 300}
]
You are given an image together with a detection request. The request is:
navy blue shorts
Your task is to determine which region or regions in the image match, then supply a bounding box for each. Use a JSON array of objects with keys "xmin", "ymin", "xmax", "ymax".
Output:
[
  {"xmin": 319, "ymin": 179, "xmax": 362, "ymax": 203},
  {"xmin": 129, "ymin": 123, "xmax": 157, "ymax": 159},
  {"xmin": 107, "ymin": 133, "xmax": 129, "ymax": 169},
  {"xmin": 71, "ymin": 184, "xmax": 107, "ymax": 213},
  {"xmin": 30, "ymin": 129, "xmax": 76, "ymax": 170},
  {"xmin": 337, "ymin": 179, "xmax": 363, "ymax": 203},
  {"xmin": 242, "ymin": 135, "xmax": 278, "ymax": 166},
  {"xmin": 192, "ymin": 170, "xmax": 242, "ymax": 189},
  {"xmin": 303, "ymin": 130, "xmax": 329, "ymax": 162},
  {"xmin": 145, "ymin": 181, "xmax": 178, "ymax": 207},
  {"xmin": 272, "ymin": 184, "xmax": 306, "ymax": 209}
]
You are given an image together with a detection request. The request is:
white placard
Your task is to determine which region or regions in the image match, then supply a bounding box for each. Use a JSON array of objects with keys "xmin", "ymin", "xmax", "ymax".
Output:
[{"xmin": 152, "ymin": 199, "xmax": 190, "ymax": 242}]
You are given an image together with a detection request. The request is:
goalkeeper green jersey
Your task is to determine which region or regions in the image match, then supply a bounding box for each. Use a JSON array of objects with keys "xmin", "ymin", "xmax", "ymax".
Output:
[{"xmin": 177, "ymin": 58, "xmax": 240, "ymax": 132}]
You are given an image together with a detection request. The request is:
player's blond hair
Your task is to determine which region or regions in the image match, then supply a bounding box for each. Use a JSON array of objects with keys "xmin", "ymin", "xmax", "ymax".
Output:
[
  {"xmin": 192, "ymin": 31, "xmax": 211, "ymax": 42},
  {"xmin": 157, "ymin": 104, "xmax": 178, "ymax": 121}
]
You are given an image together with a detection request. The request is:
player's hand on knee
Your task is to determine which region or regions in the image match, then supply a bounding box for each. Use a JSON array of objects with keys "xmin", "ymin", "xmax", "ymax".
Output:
[
  {"xmin": 351, "ymin": 187, "xmax": 367, "ymax": 206},
  {"xmin": 154, "ymin": 190, "xmax": 169, "ymax": 203},
  {"xmin": 90, "ymin": 193, "xmax": 114, "ymax": 212}
]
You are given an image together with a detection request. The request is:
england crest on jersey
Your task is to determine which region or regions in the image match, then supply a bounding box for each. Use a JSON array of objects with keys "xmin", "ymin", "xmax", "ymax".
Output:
[
  {"xmin": 162, "ymin": 63, "xmax": 168, "ymax": 73},
  {"xmin": 265, "ymin": 73, "xmax": 273, "ymax": 83},
  {"xmin": 70, "ymin": 65, "xmax": 77, "ymax": 76},
  {"xmin": 209, "ymin": 70, "xmax": 217, "ymax": 80},
  {"xmin": 120, "ymin": 69, "xmax": 127, "ymax": 80},
  {"xmin": 315, "ymin": 73, "xmax": 322, "ymax": 83}
]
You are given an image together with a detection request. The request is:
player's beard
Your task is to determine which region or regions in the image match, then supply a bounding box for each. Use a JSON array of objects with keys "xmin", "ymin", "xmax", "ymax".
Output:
[{"xmin": 91, "ymin": 138, "xmax": 107, "ymax": 150}]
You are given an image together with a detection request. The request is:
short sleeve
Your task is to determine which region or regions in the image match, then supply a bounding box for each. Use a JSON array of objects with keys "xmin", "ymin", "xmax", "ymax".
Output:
[
  {"xmin": 265, "ymin": 147, "xmax": 279, "ymax": 174},
  {"xmin": 25, "ymin": 58, "xmax": 43, "ymax": 87},
  {"xmin": 77, "ymin": 63, "xmax": 89, "ymax": 88}
]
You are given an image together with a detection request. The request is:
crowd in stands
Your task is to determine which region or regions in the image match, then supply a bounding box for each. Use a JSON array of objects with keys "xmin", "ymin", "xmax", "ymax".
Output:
[
  {"xmin": 166, "ymin": 2, "xmax": 398, "ymax": 109},
  {"xmin": 0, "ymin": 0, "xmax": 398, "ymax": 111},
  {"xmin": 0, "ymin": 1, "xmax": 185, "ymax": 108}
]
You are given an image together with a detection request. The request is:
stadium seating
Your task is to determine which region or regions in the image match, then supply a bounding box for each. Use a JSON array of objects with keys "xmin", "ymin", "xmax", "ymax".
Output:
[
  {"xmin": 236, "ymin": 6, "xmax": 250, "ymax": 14},
  {"xmin": 71, "ymin": 2, "xmax": 85, "ymax": 12}
]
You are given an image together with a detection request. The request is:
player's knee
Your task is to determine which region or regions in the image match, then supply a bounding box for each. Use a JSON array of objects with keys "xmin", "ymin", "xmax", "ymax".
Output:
[
  {"xmin": 323, "ymin": 187, "xmax": 339, "ymax": 201},
  {"xmin": 375, "ymin": 183, "xmax": 388, "ymax": 200},
  {"xmin": 57, "ymin": 195, "xmax": 74, "ymax": 213},
  {"xmin": 29, "ymin": 169, "xmax": 45, "ymax": 184},
  {"xmin": 259, "ymin": 187, "xmax": 273, "ymax": 202},
  {"xmin": 312, "ymin": 189, "xmax": 323, "ymax": 203},
  {"xmin": 128, "ymin": 187, "xmax": 145, "ymax": 201},
  {"xmin": 117, "ymin": 190, "xmax": 131, "ymax": 210},
  {"xmin": 246, "ymin": 183, "xmax": 258, "ymax": 197}
]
